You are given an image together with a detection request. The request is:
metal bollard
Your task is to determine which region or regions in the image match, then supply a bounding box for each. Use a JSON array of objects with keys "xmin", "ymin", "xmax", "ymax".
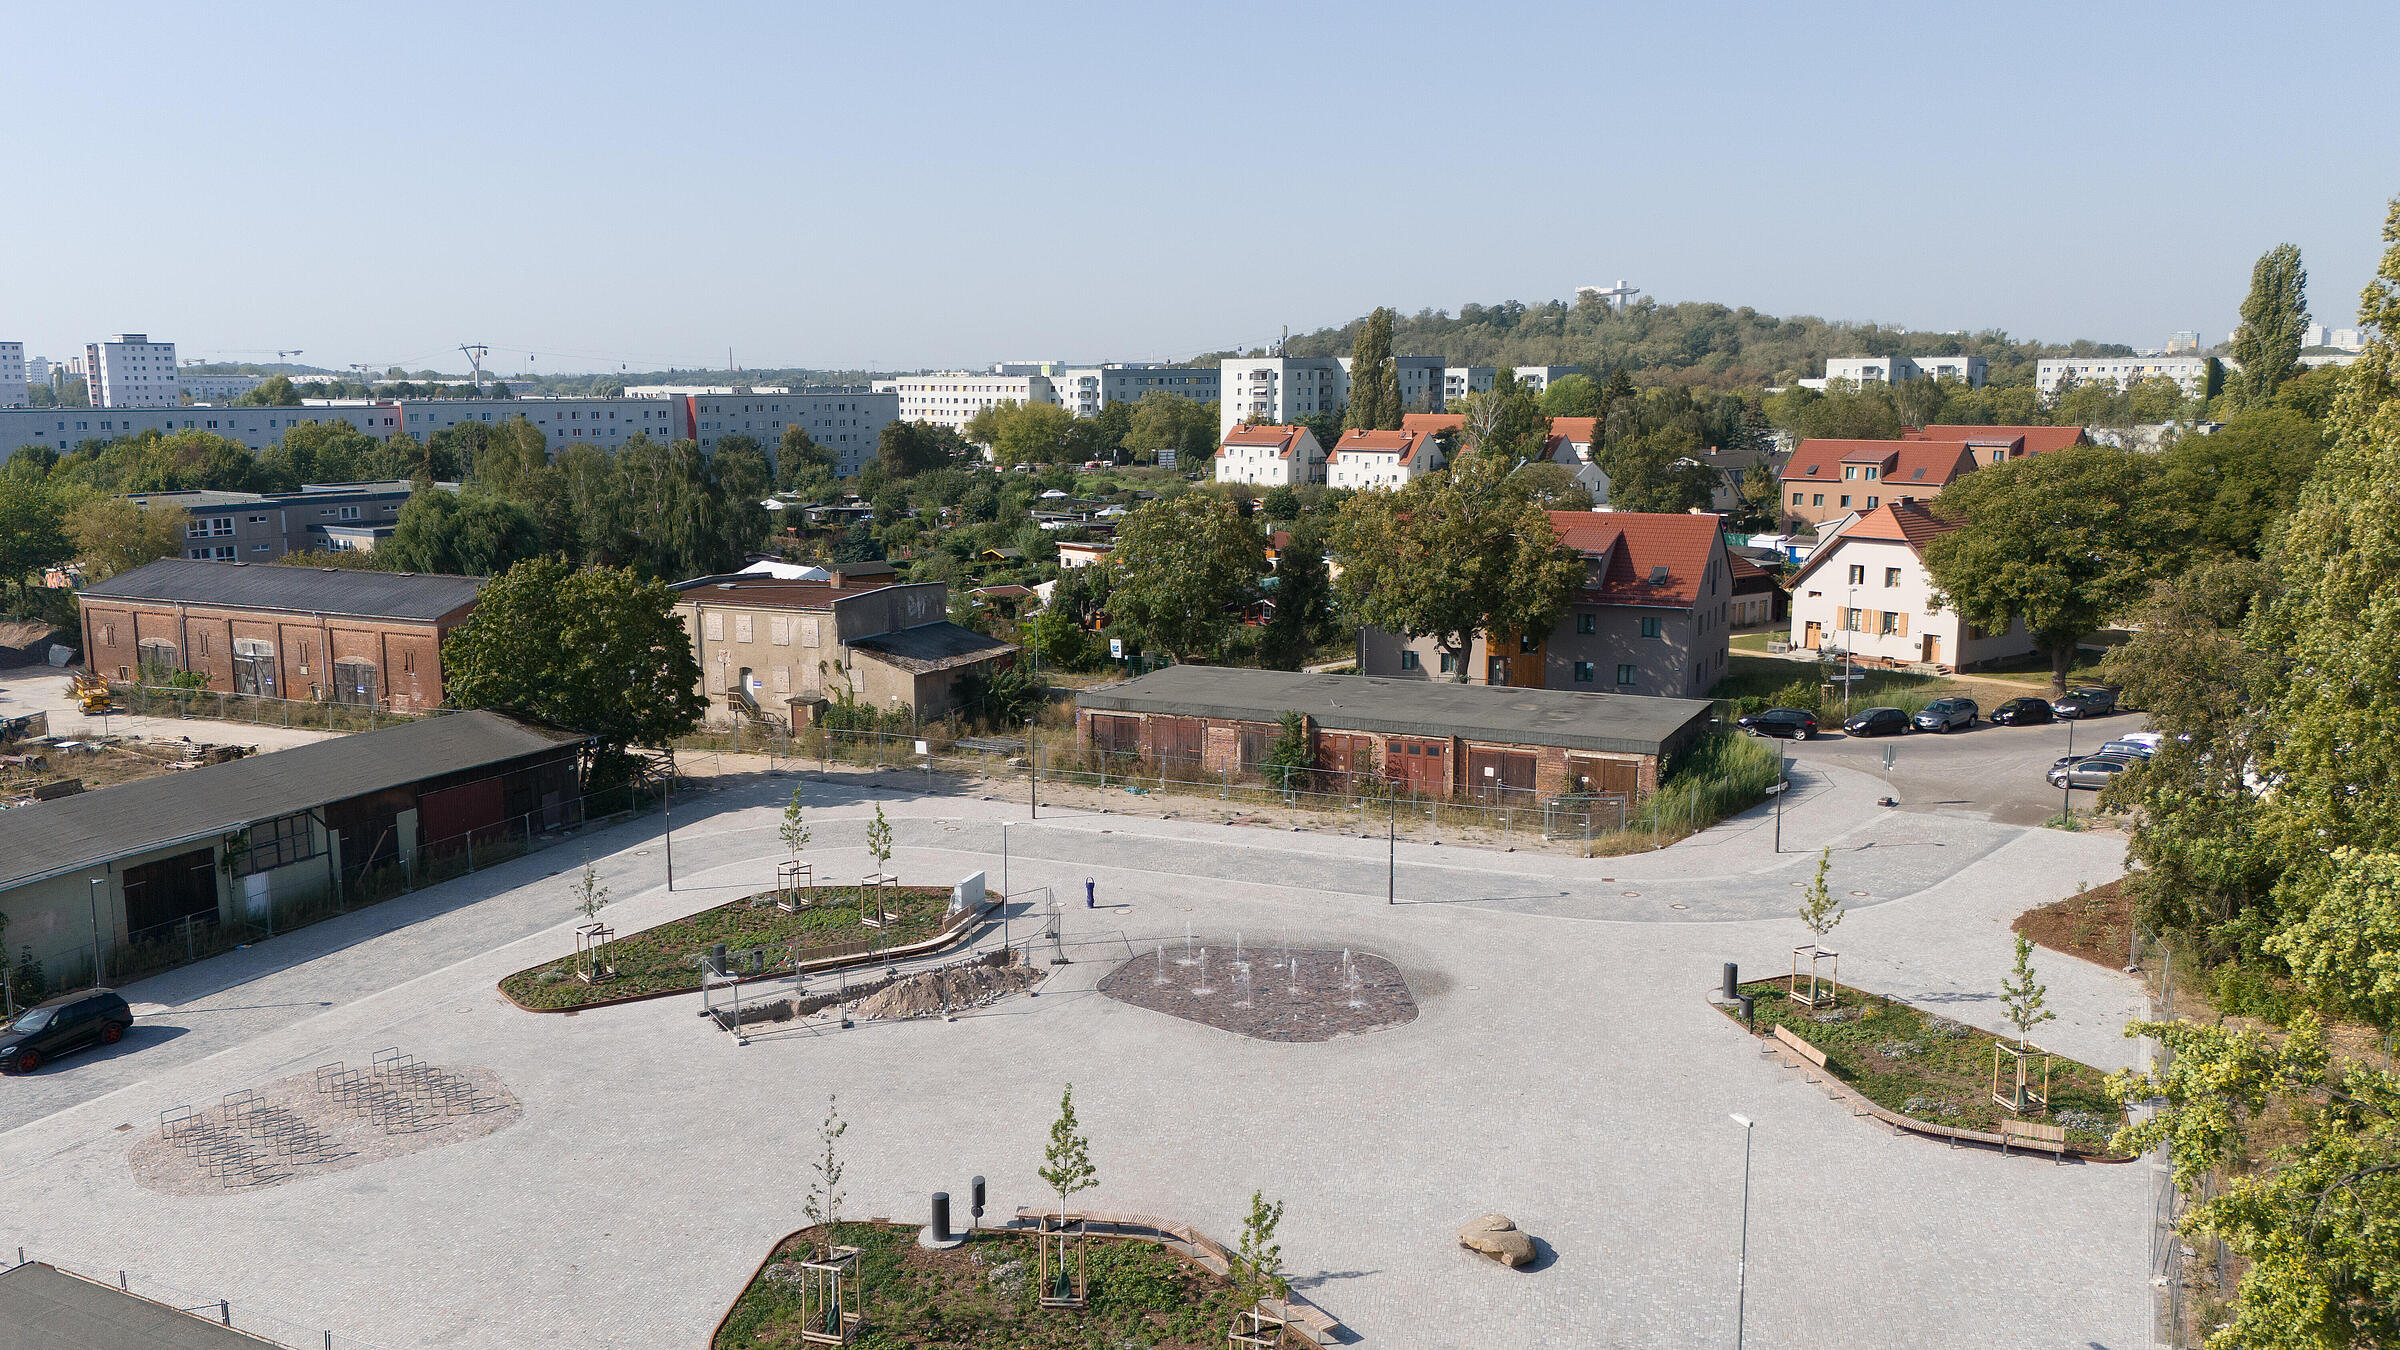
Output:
[
  {"xmin": 970, "ymin": 1175, "xmax": 986, "ymax": 1229},
  {"xmin": 1723, "ymin": 962, "xmax": 1739, "ymax": 1000},
  {"xmin": 920, "ymin": 1190, "xmax": 964, "ymax": 1248}
]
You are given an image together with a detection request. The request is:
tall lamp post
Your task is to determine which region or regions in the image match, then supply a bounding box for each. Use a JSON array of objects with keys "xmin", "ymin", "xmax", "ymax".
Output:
[
  {"xmin": 1842, "ymin": 584, "xmax": 1858, "ymax": 717},
  {"xmin": 88, "ymin": 877, "xmax": 106, "ymax": 985},
  {"xmin": 1729, "ymin": 1112, "xmax": 1754, "ymax": 1350}
]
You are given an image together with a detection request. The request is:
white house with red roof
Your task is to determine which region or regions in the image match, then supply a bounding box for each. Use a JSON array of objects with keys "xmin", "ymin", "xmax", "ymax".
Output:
[
  {"xmin": 1358, "ymin": 510, "xmax": 1734, "ymax": 698},
  {"xmin": 1784, "ymin": 500, "xmax": 2035, "ymax": 671},
  {"xmin": 1326, "ymin": 427, "xmax": 1443, "ymax": 490},
  {"xmin": 1215, "ymin": 423, "xmax": 1325, "ymax": 487}
]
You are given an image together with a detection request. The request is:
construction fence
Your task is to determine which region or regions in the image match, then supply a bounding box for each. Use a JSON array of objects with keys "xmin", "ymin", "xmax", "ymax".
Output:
[{"xmin": 106, "ymin": 682, "xmax": 455, "ymax": 735}]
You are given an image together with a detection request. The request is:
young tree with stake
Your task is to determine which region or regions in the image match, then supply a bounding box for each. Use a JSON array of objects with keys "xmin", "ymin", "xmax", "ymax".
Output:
[
  {"xmin": 865, "ymin": 804, "xmax": 892, "ymax": 876},
  {"xmin": 1235, "ymin": 1190, "xmax": 1289, "ymax": 1308},
  {"xmin": 804, "ymin": 1093, "xmax": 846, "ymax": 1237},
  {"xmin": 1038, "ymin": 1083, "xmax": 1098, "ymax": 1210},
  {"xmin": 1794, "ymin": 847, "xmax": 1843, "ymax": 1004},
  {"xmin": 2001, "ymin": 933, "xmax": 2055, "ymax": 1052},
  {"xmin": 573, "ymin": 857, "xmax": 609, "ymax": 920},
  {"xmin": 781, "ymin": 786, "xmax": 810, "ymax": 859}
]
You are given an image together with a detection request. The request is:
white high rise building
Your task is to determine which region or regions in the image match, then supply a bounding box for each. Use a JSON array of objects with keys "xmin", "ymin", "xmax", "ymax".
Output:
[
  {"xmin": 0, "ymin": 343, "xmax": 25, "ymax": 410},
  {"xmin": 1217, "ymin": 356, "xmax": 1347, "ymax": 437},
  {"xmin": 85, "ymin": 334, "xmax": 181, "ymax": 407},
  {"xmin": 871, "ymin": 370, "xmax": 1061, "ymax": 434}
]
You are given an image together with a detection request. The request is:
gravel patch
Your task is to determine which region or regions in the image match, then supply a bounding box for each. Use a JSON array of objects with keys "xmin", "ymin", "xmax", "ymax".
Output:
[
  {"xmin": 1097, "ymin": 944, "xmax": 1415, "ymax": 1043},
  {"xmin": 128, "ymin": 1063, "xmax": 520, "ymax": 1196}
]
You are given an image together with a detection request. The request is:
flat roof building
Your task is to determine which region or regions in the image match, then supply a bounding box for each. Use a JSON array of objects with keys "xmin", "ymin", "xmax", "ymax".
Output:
[{"xmin": 1075, "ymin": 665, "xmax": 1716, "ymax": 803}]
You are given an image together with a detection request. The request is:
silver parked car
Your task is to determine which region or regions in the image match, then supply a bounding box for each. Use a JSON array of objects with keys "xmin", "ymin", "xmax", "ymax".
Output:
[
  {"xmin": 1912, "ymin": 697, "xmax": 1979, "ymax": 733},
  {"xmin": 2047, "ymin": 753, "xmax": 2137, "ymax": 790}
]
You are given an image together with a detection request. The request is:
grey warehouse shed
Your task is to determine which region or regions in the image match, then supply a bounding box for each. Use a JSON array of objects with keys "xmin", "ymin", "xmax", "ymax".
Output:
[{"xmin": 1074, "ymin": 666, "xmax": 1717, "ymax": 803}]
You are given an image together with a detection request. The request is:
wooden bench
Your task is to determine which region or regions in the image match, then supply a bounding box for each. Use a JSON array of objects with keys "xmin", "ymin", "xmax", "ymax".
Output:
[
  {"xmin": 1999, "ymin": 1118, "xmax": 2069, "ymax": 1160},
  {"xmin": 1773, "ymin": 1023, "xmax": 1828, "ymax": 1070}
]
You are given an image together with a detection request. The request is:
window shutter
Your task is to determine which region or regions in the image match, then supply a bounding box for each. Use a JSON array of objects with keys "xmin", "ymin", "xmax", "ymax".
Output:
[
  {"xmin": 770, "ymin": 616, "xmax": 790, "ymax": 646},
  {"xmin": 735, "ymin": 614, "xmax": 754, "ymax": 643},
  {"xmin": 1896, "ymin": 613, "xmax": 1909, "ymax": 637}
]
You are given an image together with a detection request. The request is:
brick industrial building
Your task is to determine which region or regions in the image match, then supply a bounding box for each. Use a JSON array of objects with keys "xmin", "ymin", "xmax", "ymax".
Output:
[
  {"xmin": 1074, "ymin": 666, "xmax": 1715, "ymax": 803},
  {"xmin": 78, "ymin": 559, "xmax": 483, "ymax": 711}
]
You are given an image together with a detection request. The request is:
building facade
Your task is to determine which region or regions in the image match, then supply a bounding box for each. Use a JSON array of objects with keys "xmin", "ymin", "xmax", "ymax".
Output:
[
  {"xmin": 85, "ymin": 334, "xmax": 181, "ymax": 407},
  {"xmin": 1047, "ymin": 363, "xmax": 1220, "ymax": 417},
  {"xmin": 1214, "ymin": 424, "xmax": 1325, "ymax": 486},
  {"xmin": 125, "ymin": 481, "xmax": 424, "ymax": 561},
  {"xmin": 1778, "ymin": 438, "xmax": 1978, "ymax": 533},
  {"xmin": 180, "ymin": 373, "xmax": 266, "ymax": 401},
  {"xmin": 77, "ymin": 559, "xmax": 483, "ymax": 710},
  {"xmin": 1217, "ymin": 357, "xmax": 1346, "ymax": 437},
  {"xmin": 1905, "ymin": 424, "xmax": 2089, "ymax": 466},
  {"xmin": 1074, "ymin": 666, "xmax": 1716, "ymax": 804},
  {"xmin": 873, "ymin": 371, "xmax": 1061, "ymax": 434},
  {"xmin": 1325, "ymin": 427, "xmax": 1441, "ymax": 490},
  {"xmin": 0, "ymin": 342, "xmax": 24, "ymax": 410},
  {"xmin": 1358, "ymin": 512, "xmax": 1735, "ymax": 699},
  {"xmin": 1817, "ymin": 355, "xmax": 1987, "ymax": 389},
  {"xmin": 1784, "ymin": 501, "xmax": 2037, "ymax": 670},
  {"xmin": 2035, "ymin": 355, "xmax": 2212, "ymax": 398},
  {"xmin": 672, "ymin": 569, "xmax": 1016, "ymax": 726}
]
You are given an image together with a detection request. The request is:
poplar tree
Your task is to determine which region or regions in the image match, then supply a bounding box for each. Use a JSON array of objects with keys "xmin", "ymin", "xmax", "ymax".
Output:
[{"xmin": 2227, "ymin": 243, "xmax": 2308, "ymax": 408}]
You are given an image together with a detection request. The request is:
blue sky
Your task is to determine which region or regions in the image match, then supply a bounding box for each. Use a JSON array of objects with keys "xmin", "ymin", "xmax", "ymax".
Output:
[{"xmin": 10, "ymin": 1, "xmax": 2397, "ymax": 374}]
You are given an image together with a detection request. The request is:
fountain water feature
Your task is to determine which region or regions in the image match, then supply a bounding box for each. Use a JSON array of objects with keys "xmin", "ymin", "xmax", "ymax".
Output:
[
  {"xmin": 1233, "ymin": 965, "xmax": 1253, "ymax": 1009},
  {"xmin": 1179, "ymin": 921, "xmax": 1196, "ymax": 967},
  {"xmin": 1153, "ymin": 943, "xmax": 1168, "ymax": 985},
  {"xmin": 1342, "ymin": 948, "xmax": 1365, "ymax": 1008},
  {"xmin": 1191, "ymin": 948, "xmax": 1214, "ymax": 997}
]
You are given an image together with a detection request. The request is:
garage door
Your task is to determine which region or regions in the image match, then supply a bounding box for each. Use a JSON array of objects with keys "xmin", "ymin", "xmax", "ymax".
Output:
[{"xmin": 1465, "ymin": 747, "xmax": 1537, "ymax": 804}]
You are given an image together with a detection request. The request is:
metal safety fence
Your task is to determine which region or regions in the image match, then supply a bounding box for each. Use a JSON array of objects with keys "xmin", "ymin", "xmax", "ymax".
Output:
[
  {"xmin": 2131, "ymin": 925, "xmax": 2225, "ymax": 1349},
  {"xmin": 105, "ymin": 682, "xmax": 458, "ymax": 734}
]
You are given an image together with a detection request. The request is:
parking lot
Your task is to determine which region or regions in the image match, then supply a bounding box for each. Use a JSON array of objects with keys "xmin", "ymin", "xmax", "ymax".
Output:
[{"xmin": 1752, "ymin": 700, "xmax": 2146, "ymax": 827}]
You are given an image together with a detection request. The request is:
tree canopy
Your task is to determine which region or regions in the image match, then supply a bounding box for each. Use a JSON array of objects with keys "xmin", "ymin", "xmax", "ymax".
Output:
[
  {"xmin": 2227, "ymin": 243, "xmax": 2309, "ymax": 408},
  {"xmin": 1105, "ymin": 493, "xmax": 1265, "ymax": 660}
]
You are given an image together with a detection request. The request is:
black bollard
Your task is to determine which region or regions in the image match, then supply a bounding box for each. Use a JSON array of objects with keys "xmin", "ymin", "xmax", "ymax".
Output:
[
  {"xmin": 970, "ymin": 1176, "xmax": 986, "ymax": 1228},
  {"xmin": 925, "ymin": 1191, "xmax": 955, "ymax": 1247},
  {"xmin": 1739, "ymin": 993, "xmax": 1756, "ymax": 1028},
  {"xmin": 1722, "ymin": 962, "xmax": 1739, "ymax": 1001}
]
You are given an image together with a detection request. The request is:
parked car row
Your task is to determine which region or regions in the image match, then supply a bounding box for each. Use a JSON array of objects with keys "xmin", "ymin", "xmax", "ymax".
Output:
[{"xmin": 1737, "ymin": 686, "xmax": 2125, "ymax": 741}]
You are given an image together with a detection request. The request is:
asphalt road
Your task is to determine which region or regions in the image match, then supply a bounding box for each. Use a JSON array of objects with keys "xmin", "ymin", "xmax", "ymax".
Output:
[{"xmin": 1756, "ymin": 706, "xmax": 2148, "ymax": 826}]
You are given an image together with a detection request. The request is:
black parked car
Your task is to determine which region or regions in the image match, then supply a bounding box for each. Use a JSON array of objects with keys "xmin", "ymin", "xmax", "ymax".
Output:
[
  {"xmin": 1990, "ymin": 697, "xmax": 2056, "ymax": 727},
  {"xmin": 1912, "ymin": 697, "xmax": 1980, "ymax": 733},
  {"xmin": 2051, "ymin": 686, "xmax": 2119, "ymax": 719},
  {"xmin": 0, "ymin": 989, "xmax": 134, "ymax": 1074},
  {"xmin": 1843, "ymin": 706, "xmax": 1912, "ymax": 738},
  {"xmin": 1737, "ymin": 707, "xmax": 1821, "ymax": 741}
]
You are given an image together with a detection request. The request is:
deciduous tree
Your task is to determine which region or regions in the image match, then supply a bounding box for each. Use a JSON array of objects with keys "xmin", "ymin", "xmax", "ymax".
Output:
[
  {"xmin": 1344, "ymin": 307, "xmax": 1401, "ymax": 431},
  {"xmin": 1106, "ymin": 493, "xmax": 1264, "ymax": 660},
  {"xmin": 2227, "ymin": 243, "xmax": 2309, "ymax": 408},
  {"xmin": 1330, "ymin": 454, "xmax": 1583, "ymax": 681},
  {"xmin": 65, "ymin": 496, "xmax": 187, "ymax": 581}
]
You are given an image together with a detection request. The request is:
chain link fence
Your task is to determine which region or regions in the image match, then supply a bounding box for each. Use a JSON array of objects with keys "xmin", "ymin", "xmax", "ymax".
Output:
[
  {"xmin": 669, "ymin": 723, "xmax": 1767, "ymax": 855},
  {"xmin": 106, "ymin": 682, "xmax": 458, "ymax": 735},
  {"xmin": 2131, "ymin": 925, "xmax": 2229, "ymax": 1349}
]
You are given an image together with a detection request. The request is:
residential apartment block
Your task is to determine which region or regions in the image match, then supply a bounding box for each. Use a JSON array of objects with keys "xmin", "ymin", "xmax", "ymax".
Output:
[
  {"xmin": 180, "ymin": 373, "xmax": 266, "ymax": 401},
  {"xmin": 1778, "ymin": 438, "xmax": 1979, "ymax": 533},
  {"xmin": 0, "ymin": 342, "xmax": 24, "ymax": 410},
  {"xmin": 671, "ymin": 569, "xmax": 1015, "ymax": 726},
  {"xmin": 1325, "ymin": 428, "xmax": 1442, "ymax": 490},
  {"xmin": 84, "ymin": 334, "xmax": 181, "ymax": 407},
  {"xmin": 1217, "ymin": 357, "xmax": 1348, "ymax": 438},
  {"xmin": 1814, "ymin": 355, "xmax": 1987, "ymax": 389},
  {"xmin": 1784, "ymin": 501, "xmax": 2036, "ymax": 671},
  {"xmin": 1047, "ymin": 363, "xmax": 1219, "ymax": 418},
  {"xmin": 1214, "ymin": 424, "xmax": 1325, "ymax": 486},
  {"xmin": 78, "ymin": 559, "xmax": 483, "ymax": 709},
  {"xmin": 2035, "ymin": 355, "xmax": 2212, "ymax": 398},
  {"xmin": 1358, "ymin": 511, "xmax": 1734, "ymax": 699}
]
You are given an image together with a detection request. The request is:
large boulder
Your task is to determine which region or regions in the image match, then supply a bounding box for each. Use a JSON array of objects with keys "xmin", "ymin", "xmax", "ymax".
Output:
[{"xmin": 1457, "ymin": 1214, "xmax": 1537, "ymax": 1268}]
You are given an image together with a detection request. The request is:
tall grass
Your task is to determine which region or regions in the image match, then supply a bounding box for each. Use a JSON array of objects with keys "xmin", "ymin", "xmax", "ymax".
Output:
[{"xmin": 1639, "ymin": 732, "xmax": 1782, "ymax": 832}]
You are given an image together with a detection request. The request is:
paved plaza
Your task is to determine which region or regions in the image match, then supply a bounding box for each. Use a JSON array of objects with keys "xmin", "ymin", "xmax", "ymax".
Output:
[{"xmin": 0, "ymin": 755, "xmax": 2152, "ymax": 1348}]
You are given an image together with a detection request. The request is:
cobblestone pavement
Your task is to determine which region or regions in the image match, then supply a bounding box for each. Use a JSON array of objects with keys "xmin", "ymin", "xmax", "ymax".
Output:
[{"xmin": 0, "ymin": 761, "xmax": 2148, "ymax": 1349}]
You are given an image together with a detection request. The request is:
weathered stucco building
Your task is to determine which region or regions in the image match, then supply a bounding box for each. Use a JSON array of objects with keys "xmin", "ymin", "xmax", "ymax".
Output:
[{"xmin": 1074, "ymin": 666, "xmax": 1715, "ymax": 804}]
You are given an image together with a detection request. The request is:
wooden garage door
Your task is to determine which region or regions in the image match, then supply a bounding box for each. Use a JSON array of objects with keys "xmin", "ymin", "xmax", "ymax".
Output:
[
  {"xmin": 1567, "ymin": 755, "xmax": 1641, "ymax": 798},
  {"xmin": 1319, "ymin": 732, "xmax": 1375, "ymax": 785},
  {"xmin": 1465, "ymin": 747, "xmax": 1537, "ymax": 803},
  {"xmin": 1089, "ymin": 714, "xmax": 1141, "ymax": 756},
  {"xmin": 1387, "ymin": 738, "xmax": 1449, "ymax": 798},
  {"xmin": 1154, "ymin": 715, "xmax": 1206, "ymax": 765}
]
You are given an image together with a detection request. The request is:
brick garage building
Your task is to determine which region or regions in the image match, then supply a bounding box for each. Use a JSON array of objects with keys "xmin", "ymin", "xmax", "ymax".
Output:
[
  {"xmin": 78, "ymin": 559, "xmax": 482, "ymax": 711},
  {"xmin": 1074, "ymin": 666, "xmax": 1715, "ymax": 803}
]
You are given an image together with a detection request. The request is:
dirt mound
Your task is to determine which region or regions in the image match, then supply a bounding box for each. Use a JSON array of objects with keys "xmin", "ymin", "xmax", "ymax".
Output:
[{"xmin": 853, "ymin": 956, "xmax": 1042, "ymax": 1020}]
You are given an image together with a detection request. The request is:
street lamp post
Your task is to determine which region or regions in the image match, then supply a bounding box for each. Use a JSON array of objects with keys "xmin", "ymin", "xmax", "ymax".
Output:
[
  {"xmin": 2060, "ymin": 716, "xmax": 2075, "ymax": 822},
  {"xmin": 1842, "ymin": 585, "xmax": 1857, "ymax": 717},
  {"xmin": 88, "ymin": 877, "xmax": 106, "ymax": 985},
  {"xmin": 1729, "ymin": 1112, "xmax": 1754, "ymax": 1350}
]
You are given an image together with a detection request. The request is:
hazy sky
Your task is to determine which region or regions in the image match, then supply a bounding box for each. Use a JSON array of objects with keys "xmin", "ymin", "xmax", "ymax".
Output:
[{"xmin": 10, "ymin": 2, "xmax": 2396, "ymax": 375}]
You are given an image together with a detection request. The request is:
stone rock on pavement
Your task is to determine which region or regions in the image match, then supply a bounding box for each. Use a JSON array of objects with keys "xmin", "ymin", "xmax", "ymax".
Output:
[{"xmin": 1457, "ymin": 1214, "xmax": 1537, "ymax": 1268}]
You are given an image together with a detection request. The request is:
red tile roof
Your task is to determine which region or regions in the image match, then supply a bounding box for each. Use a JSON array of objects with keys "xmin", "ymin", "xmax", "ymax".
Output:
[
  {"xmin": 1907, "ymin": 424, "xmax": 2087, "ymax": 456},
  {"xmin": 1782, "ymin": 439, "xmax": 1979, "ymax": 490},
  {"xmin": 1219, "ymin": 424, "xmax": 1308, "ymax": 457},
  {"xmin": 1787, "ymin": 501, "xmax": 1960, "ymax": 588},
  {"xmin": 1330, "ymin": 427, "xmax": 1433, "ymax": 465},
  {"xmin": 1547, "ymin": 416, "xmax": 1598, "ymax": 445},
  {"xmin": 1402, "ymin": 412, "xmax": 1465, "ymax": 437},
  {"xmin": 1546, "ymin": 511, "xmax": 1726, "ymax": 610}
]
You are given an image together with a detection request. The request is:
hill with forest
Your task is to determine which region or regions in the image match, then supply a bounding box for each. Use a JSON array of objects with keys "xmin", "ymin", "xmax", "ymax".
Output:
[{"xmin": 1270, "ymin": 297, "xmax": 2137, "ymax": 390}]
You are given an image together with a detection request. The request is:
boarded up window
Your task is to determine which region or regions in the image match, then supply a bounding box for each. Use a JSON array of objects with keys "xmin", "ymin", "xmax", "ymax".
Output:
[
  {"xmin": 1237, "ymin": 724, "xmax": 1274, "ymax": 771},
  {"xmin": 770, "ymin": 616, "xmax": 790, "ymax": 646},
  {"xmin": 703, "ymin": 612, "xmax": 724, "ymax": 641},
  {"xmin": 802, "ymin": 617, "xmax": 821, "ymax": 648},
  {"xmin": 735, "ymin": 614, "xmax": 754, "ymax": 643},
  {"xmin": 773, "ymin": 666, "xmax": 791, "ymax": 694}
]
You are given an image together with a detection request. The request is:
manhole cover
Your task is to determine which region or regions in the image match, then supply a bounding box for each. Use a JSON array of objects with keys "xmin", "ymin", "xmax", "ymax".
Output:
[
  {"xmin": 1849, "ymin": 890, "xmax": 1870, "ymax": 897},
  {"xmin": 1621, "ymin": 890, "xmax": 1642, "ymax": 898},
  {"xmin": 1669, "ymin": 902, "xmax": 1689, "ymax": 910}
]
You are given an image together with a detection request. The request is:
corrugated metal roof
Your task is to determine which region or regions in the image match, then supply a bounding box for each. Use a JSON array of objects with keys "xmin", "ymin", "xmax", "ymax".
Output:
[
  {"xmin": 1076, "ymin": 666, "xmax": 1714, "ymax": 756},
  {"xmin": 0, "ymin": 711, "xmax": 586, "ymax": 890},
  {"xmin": 78, "ymin": 559, "xmax": 484, "ymax": 622}
]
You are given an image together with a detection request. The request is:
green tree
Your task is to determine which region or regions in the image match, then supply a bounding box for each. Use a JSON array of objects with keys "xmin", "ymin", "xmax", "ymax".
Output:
[
  {"xmin": 1263, "ymin": 711, "xmax": 1312, "ymax": 789},
  {"xmin": 464, "ymin": 417, "xmax": 550, "ymax": 501},
  {"xmin": 711, "ymin": 434, "xmax": 776, "ymax": 562},
  {"xmin": 264, "ymin": 419, "xmax": 384, "ymax": 489},
  {"xmin": 0, "ymin": 478, "xmax": 72, "ymax": 608},
  {"xmin": 775, "ymin": 425, "xmax": 834, "ymax": 488},
  {"xmin": 1797, "ymin": 847, "xmax": 1842, "ymax": 943},
  {"xmin": 2265, "ymin": 847, "xmax": 2400, "ymax": 1030},
  {"xmin": 1038, "ymin": 1083, "xmax": 1098, "ymax": 1208},
  {"xmin": 1260, "ymin": 523, "xmax": 1333, "ymax": 670},
  {"xmin": 1999, "ymin": 933, "xmax": 2054, "ymax": 1052},
  {"xmin": 234, "ymin": 374, "xmax": 301, "ymax": 406},
  {"xmin": 1537, "ymin": 372, "xmax": 1601, "ymax": 417},
  {"xmin": 803, "ymin": 1093, "xmax": 847, "ymax": 1231},
  {"xmin": 1458, "ymin": 368, "xmax": 1546, "ymax": 462},
  {"xmin": 2227, "ymin": 243, "xmax": 2309, "ymax": 408},
  {"xmin": 1344, "ymin": 307, "xmax": 1400, "ymax": 431},
  {"xmin": 1258, "ymin": 485, "xmax": 1300, "ymax": 521},
  {"xmin": 2107, "ymin": 1015, "xmax": 2399, "ymax": 1350},
  {"xmin": 1122, "ymin": 391, "xmax": 1216, "ymax": 465},
  {"xmin": 1919, "ymin": 445, "xmax": 2182, "ymax": 692},
  {"xmin": 1018, "ymin": 608, "xmax": 1095, "ymax": 671},
  {"xmin": 385, "ymin": 490, "xmax": 545, "ymax": 576},
  {"xmin": 1107, "ymin": 493, "xmax": 1265, "ymax": 660},
  {"xmin": 1233, "ymin": 1191, "xmax": 1290, "ymax": 1306},
  {"xmin": 878, "ymin": 420, "xmax": 964, "ymax": 478},
  {"xmin": 1596, "ymin": 425, "xmax": 1716, "ymax": 513},
  {"xmin": 65, "ymin": 497, "xmax": 187, "ymax": 581},
  {"xmin": 962, "ymin": 401, "xmax": 1079, "ymax": 467},
  {"xmin": 1506, "ymin": 461, "xmax": 1594, "ymax": 510},
  {"xmin": 442, "ymin": 556, "xmax": 706, "ymax": 768},
  {"xmin": 1330, "ymin": 454, "xmax": 1583, "ymax": 681},
  {"xmin": 865, "ymin": 804, "xmax": 892, "ymax": 875},
  {"xmin": 2157, "ymin": 407, "xmax": 2325, "ymax": 556},
  {"xmin": 779, "ymin": 786, "xmax": 810, "ymax": 860},
  {"xmin": 573, "ymin": 856, "xmax": 609, "ymax": 920}
]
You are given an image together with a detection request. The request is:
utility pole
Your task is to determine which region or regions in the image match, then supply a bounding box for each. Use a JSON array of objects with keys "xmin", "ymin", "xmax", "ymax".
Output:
[
  {"xmin": 1386, "ymin": 800, "xmax": 1396, "ymax": 905},
  {"xmin": 458, "ymin": 344, "xmax": 489, "ymax": 391},
  {"xmin": 660, "ymin": 752, "xmax": 677, "ymax": 891},
  {"xmin": 1729, "ymin": 1113, "xmax": 1754, "ymax": 1350}
]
